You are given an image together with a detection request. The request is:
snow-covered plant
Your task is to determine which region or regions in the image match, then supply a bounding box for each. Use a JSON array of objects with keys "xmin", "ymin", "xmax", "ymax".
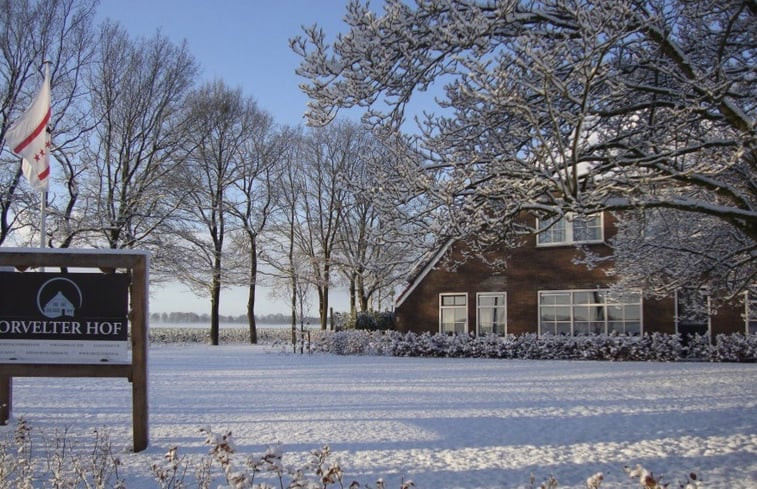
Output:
[
  {"xmin": 173, "ymin": 427, "xmax": 418, "ymax": 489},
  {"xmin": 309, "ymin": 330, "xmax": 757, "ymax": 362},
  {"xmin": 528, "ymin": 474, "xmax": 558, "ymax": 489},
  {"xmin": 0, "ymin": 419, "xmax": 124, "ymax": 489},
  {"xmin": 66, "ymin": 427, "xmax": 124, "ymax": 489},
  {"xmin": 0, "ymin": 420, "xmax": 713, "ymax": 488},
  {"xmin": 307, "ymin": 445, "xmax": 344, "ymax": 487},
  {"xmin": 151, "ymin": 445, "xmax": 191, "ymax": 489},
  {"xmin": 0, "ymin": 417, "xmax": 33, "ymax": 489},
  {"xmin": 624, "ymin": 464, "xmax": 671, "ymax": 489},
  {"xmin": 246, "ymin": 443, "xmax": 285, "ymax": 488},
  {"xmin": 586, "ymin": 472, "xmax": 604, "ymax": 489},
  {"xmin": 199, "ymin": 426, "xmax": 255, "ymax": 489},
  {"xmin": 713, "ymin": 333, "xmax": 757, "ymax": 362},
  {"xmin": 683, "ymin": 334, "xmax": 714, "ymax": 360}
]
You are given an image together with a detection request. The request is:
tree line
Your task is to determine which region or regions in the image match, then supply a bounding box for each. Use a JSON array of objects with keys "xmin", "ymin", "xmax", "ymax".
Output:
[{"xmin": 150, "ymin": 312, "xmax": 320, "ymax": 326}]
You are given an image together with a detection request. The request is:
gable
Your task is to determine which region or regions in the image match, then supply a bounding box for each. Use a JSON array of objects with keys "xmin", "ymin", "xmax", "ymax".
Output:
[{"xmin": 395, "ymin": 239, "xmax": 455, "ymax": 309}]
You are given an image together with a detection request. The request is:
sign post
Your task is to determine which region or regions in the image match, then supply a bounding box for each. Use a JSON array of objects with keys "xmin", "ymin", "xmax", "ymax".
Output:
[{"xmin": 0, "ymin": 248, "xmax": 148, "ymax": 452}]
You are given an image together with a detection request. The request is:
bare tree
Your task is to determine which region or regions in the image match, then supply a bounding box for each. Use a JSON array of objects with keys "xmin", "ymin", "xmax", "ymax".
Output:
[
  {"xmin": 336, "ymin": 132, "xmax": 421, "ymax": 313},
  {"xmin": 263, "ymin": 129, "xmax": 314, "ymax": 338},
  {"xmin": 295, "ymin": 120, "xmax": 368, "ymax": 330},
  {"xmin": 0, "ymin": 0, "xmax": 98, "ymax": 246},
  {"xmin": 171, "ymin": 81, "xmax": 256, "ymax": 345},
  {"xmin": 293, "ymin": 0, "xmax": 756, "ymax": 298},
  {"xmin": 81, "ymin": 23, "xmax": 198, "ymax": 260},
  {"xmin": 226, "ymin": 109, "xmax": 289, "ymax": 344}
]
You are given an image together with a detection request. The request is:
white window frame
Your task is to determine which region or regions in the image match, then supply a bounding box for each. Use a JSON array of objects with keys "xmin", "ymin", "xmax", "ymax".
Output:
[
  {"xmin": 538, "ymin": 289, "xmax": 643, "ymax": 336},
  {"xmin": 536, "ymin": 213, "xmax": 604, "ymax": 247},
  {"xmin": 439, "ymin": 293, "xmax": 468, "ymax": 334},
  {"xmin": 745, "ymin": 290, "xmax": 757, "ymax": 335},
  {"xmin": 476, "ymin": 292, "xmax": 507, "ymax": 336}
]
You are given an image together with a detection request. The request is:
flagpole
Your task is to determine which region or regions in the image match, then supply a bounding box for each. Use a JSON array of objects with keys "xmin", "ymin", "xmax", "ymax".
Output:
[
  {"xmin": 40, "ymin": 60, "xmax": 50, "ymax": 252},
  {"xmin": 40, "ymin": 191, "xmax": 46, "ymax": 248}
]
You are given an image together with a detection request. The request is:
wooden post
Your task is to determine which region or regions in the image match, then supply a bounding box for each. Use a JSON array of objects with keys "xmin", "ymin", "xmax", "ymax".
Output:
[
  {"xmin": 0, "ymin": 376, "xmax": 11, "ymax": 424},
  {"xmin": 130, "ymin": 254, "xmax": 149, "ymax": 452}
]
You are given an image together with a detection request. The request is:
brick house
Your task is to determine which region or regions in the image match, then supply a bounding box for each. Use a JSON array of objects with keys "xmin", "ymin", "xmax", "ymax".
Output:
[{"xmin": 394, "ymin": 212, "xmax": 754, "ymax": 338}]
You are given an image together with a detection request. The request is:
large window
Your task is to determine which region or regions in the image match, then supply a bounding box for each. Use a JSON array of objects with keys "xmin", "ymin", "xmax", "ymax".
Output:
[
  {"xmin": 537, "ymin": 214, "xmax": 603, "ymax": 246},
  {"xmin": 539, "ymin": 289, "xmax": 642, "ymax": 336},
  {"xmin": 477, "ymin": 292, "xmax": 506, "ymax": 336},
  {"xmin": 440, "ymin": 293, "xmax": 467, "ymax": 334}
]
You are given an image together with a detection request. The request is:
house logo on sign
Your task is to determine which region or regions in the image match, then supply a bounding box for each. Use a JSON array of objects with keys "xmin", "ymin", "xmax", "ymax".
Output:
[{"xmin": 36, "ymin": 277, "xmax": 83, "ymax": 319}]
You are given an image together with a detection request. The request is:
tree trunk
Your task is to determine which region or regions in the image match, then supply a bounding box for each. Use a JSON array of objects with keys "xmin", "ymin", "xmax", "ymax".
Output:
[
  {"xmin": 349, "ymin": 275, "xmax": 356, "ymax": 316},
  {"xmin": 247, "ymin": 288, "xmax": 257, "ymax": 344},
  {"xmin": 210, "ymin": 280, "xmax": 220, "ymax": 346},
  {"xmin": 210, "ymin": 255, "xmax": 222, "ymax": 346},
  {"xmin": 357, "ymin": 273, "xmax": 369, "ymax": 312},
  {"xmin": 318, "ymin": 286, "xmax": 326, "ymax": 330},
  {"xmin": 319, "ymin": 261, "xmax": 331, "ymax": 330},
  {"xmin": 290, "ymin": 278, "xmax": 297, "ymax": 350},
  {"xmin": 247, "ymin": 235, "xmax": 258, "ymax": 344}
]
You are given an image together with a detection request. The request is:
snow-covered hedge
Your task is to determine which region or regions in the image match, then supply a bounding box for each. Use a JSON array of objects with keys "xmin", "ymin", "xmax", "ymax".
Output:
[
  {"xmin": 148, "ymin": 327, "xmax": 292, "ymax": 344},
  {"xmin": 309, "ymin": 330, "xmax": 757, "ymax": 362},
  {"xmin": 146, "ymin": 327, "xmax": 757, "ymax": 362}
]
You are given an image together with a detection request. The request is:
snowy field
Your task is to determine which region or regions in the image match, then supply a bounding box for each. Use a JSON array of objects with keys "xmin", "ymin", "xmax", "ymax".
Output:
[{"xmin": 4, "ymin": 344, "xmax": 757, "ymax": 488}]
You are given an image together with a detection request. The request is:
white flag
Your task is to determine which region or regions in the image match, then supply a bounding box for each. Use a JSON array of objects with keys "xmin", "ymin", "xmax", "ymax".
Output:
[{"xmin": 6, "ymin": 64, "xmax": 51, "ymax": 192}]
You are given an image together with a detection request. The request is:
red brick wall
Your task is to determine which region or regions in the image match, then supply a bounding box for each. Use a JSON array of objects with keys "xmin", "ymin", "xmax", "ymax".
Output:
[{"xmin": 395, "ymin": 234, "xmax": 615, "ymax": 334}]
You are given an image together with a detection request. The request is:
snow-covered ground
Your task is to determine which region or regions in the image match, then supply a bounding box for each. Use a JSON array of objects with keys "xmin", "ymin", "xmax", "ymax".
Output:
[{"xmin": 4, "ymin": 344, "xmax": 757, "ymax": 488}]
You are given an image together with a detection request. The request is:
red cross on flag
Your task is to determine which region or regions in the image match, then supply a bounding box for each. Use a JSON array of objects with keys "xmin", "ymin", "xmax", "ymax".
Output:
[{"xmin": 6, "ymin": 64, "xmax": 52, "ymax": 192}]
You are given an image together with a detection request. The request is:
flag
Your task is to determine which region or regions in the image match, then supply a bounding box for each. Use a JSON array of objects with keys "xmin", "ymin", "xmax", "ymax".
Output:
[{"xmin": 6, "ymin": 64, "xmax": 51, "ymax": 192}]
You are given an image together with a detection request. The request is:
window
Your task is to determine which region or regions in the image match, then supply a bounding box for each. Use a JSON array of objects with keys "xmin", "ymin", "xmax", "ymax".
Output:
[
  {"xmin": 537, "ymin": 214, "xmax": 603, "ymax": 246},
  {"xmin": 477, "ymin": 293, "xmax": 506, "ymax": 335},
  {"xmin": 746, "ymin": 290, "xmax": 757, "ymax": 335},
  {"xmin": 675, "ymin": 288, "xmax": 710, "ymax": 338},
  {"xmin": 539, "ymin": 289, "xmax": 642, "ymax": 336},
  {"xmin": 440, "ymin": 293, "xmax": 467, "ymax": 334}
]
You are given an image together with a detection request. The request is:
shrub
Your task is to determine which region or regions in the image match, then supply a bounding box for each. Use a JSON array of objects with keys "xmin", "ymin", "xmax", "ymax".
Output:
[
  {"xmin": 0, "ymin": 420, "xmax": 707, "ymax": 488},
  {"xmin": 146, "ymin": 326, "xmax": 756, "ymax": 363},
  {"xmin": 0, "ymin": 418, "xmax": 125, "ymax": 489},
  {"xmin": 309, "ymin": 330, "xmax": 756, "ymax": 362}
]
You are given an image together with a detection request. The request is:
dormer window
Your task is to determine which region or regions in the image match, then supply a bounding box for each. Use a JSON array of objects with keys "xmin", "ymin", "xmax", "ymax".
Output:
[{"xmin": 537, "ymin": 213, "xmax": 603, "ymax": 246}]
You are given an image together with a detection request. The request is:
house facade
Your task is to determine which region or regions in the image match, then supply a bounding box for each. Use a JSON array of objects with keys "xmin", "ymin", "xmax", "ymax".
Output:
[{"xmin": 394, "ymin": 213, "xmax": 753, "ymax": 338}]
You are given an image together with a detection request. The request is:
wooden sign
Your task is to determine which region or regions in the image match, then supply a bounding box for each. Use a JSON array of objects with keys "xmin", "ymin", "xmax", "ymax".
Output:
[
  {"xmin": 0, "ymin": 248, "xmax": 149, "ymax": 452},
  {"xmin": 0, "ymin": 272, "xmax": 130, "ymax": 363}
]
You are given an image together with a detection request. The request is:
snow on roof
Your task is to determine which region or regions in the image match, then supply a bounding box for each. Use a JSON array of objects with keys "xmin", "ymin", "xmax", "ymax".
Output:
[
  {"xmin": 0, "ymin": 247, "xmax": 149, "ymax": 257},
  {"xmin": 395, "ymin": 238, "xmax": 455, "ymax": 308}
]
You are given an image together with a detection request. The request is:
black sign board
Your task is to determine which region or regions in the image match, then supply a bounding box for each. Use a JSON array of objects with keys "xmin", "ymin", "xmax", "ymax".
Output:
[{"xmin": 0, "ymin": 272, "xmax": 129, "ymax": 341}]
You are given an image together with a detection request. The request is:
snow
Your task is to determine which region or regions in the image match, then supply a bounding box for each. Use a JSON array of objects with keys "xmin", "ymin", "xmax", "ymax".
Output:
[{"xmin": 4, "ymin": 344, "xmax": 757, "ymax": 488}]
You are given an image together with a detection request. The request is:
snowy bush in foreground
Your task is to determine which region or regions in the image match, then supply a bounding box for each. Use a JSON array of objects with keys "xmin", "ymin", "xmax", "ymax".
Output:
[
  {"xmin": 0, "ymin": 420, "xmax": 710, "ymax": 488},
  {"xmin": 0, "ymin": 418, "xmax": 125, "ymax": 489}
]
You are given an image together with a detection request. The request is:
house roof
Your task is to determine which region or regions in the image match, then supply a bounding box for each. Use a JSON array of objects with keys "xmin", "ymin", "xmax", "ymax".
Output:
[{"xmin": 394, "ymin": 238, "xmax": 455, "ymax": 309}]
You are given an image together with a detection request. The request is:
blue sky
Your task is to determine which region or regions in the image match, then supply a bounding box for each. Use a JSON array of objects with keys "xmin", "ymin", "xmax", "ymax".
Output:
[
  {"xmin": 96, "ymin": 1, "xmax": 359, "ymax": 316},
  {"xmin": 97, "ymin": 0, "xmax": 354, "ymax": 127}
]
